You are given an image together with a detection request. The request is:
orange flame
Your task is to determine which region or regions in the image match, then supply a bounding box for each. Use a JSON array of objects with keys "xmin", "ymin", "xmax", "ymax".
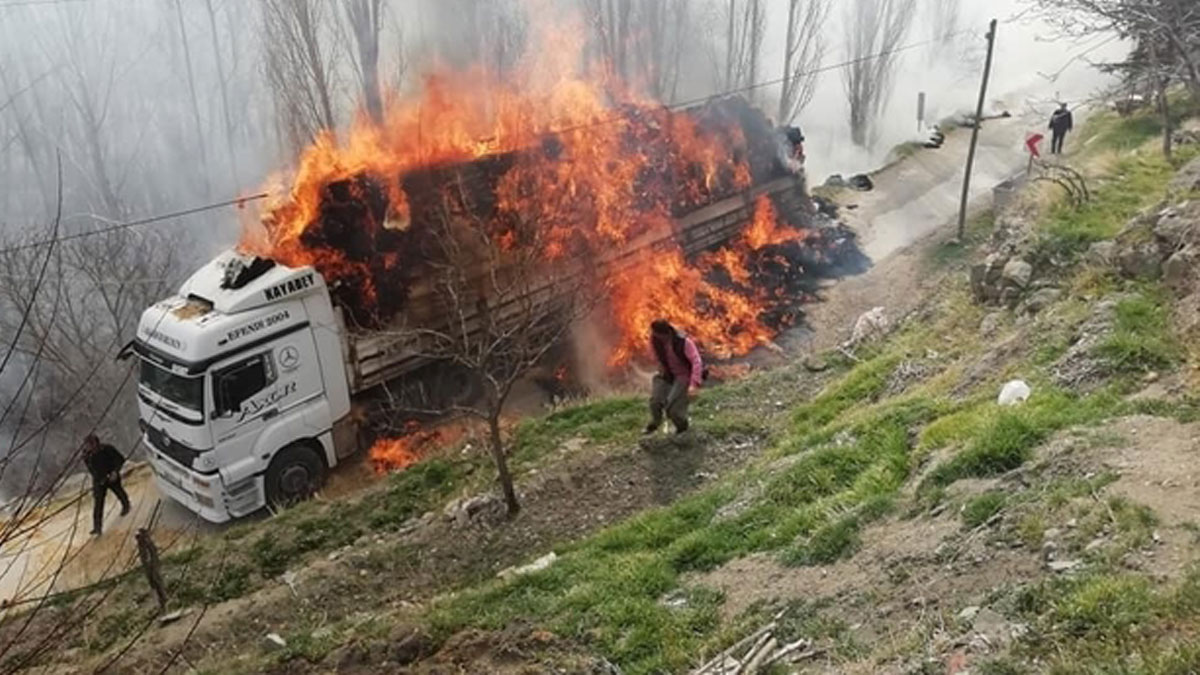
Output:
[
  {"xmin": 244, "ymin": 9, "xmax": 815, "ymax": 371},
  {"xmin": 369, "ymin": 421, "xmax": 458, "ymax": 474}
]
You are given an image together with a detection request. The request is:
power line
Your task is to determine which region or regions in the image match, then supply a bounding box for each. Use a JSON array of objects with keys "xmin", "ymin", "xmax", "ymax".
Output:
[
  {"xmin": 0, "ymin": 0, "xmax": 91, "ymax": 8},
  {"xmin": 0, "ymin": 192, "xmax": 270, "ymax": 256},
  {"xmin": 0, "ymin": 19, "xmax": 1007, "ymax": 256}
]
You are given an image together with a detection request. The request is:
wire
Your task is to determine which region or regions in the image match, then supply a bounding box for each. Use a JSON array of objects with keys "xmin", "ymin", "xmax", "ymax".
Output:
[
  {"xmin": 0, "ymin": 192, "xmax": 270, "ymax": 256},
  {"xmin": 0, "ymin": 0, "xmax": 91, "ymax": 7}
]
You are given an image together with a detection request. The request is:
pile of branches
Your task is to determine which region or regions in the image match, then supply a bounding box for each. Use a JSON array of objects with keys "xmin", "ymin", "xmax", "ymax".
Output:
[{"xmin": 690, "ymin": 618, "xmax": 824, "ymax": 674}]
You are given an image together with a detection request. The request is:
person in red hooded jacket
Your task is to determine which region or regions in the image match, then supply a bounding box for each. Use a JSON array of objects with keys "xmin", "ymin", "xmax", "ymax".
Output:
[{"xmin": 644, "ymin": 320, "xmax": 704, "ymax": 435}]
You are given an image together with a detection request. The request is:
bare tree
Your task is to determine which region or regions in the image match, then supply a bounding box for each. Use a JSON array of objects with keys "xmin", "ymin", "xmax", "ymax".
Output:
[
  {"xmin": 395, "ymin": 207, "xmax": 592, "ymax": 516},
  {"xmin": 928, "ymin": 0, "xmax": 961, "ymax": 47},
  {"xmin": 0, "ymin": 226, "xmax": 181, "ymax": 496},
  {"xmin": 204, "ymin": 0, "xmax": 241, "ymax": 187},
  {"xmin": 427, "ymin": 0, "xmax": 527, "ymax": 79},
  {"xmin": 585, "ymin": 0, "xmax": 692, "ymax": 100},
  {"xmin": 718, "ymin": 0, "xmax": 767, "ymax": 99},
  {"xmin": 172, "ymin": 0, "xmax": 211, "ymax": 198},
  {"xmin": 778, "ymin": 0, "xmax": 831, "ymax": 124},
  {"xmin": 261, "ymin": 0, "xmax": 340, "ymax": 154},
  {"xmin": 842, "ymin": 0, "xmax": 918, "ymax": 147},
  {"xmin": 1031, "ymin": 0, "xmax": 1200, "ymax": 100},
  {"xmin": 343, "ymin": 0, "xmax": 384, "ymax": 124}
]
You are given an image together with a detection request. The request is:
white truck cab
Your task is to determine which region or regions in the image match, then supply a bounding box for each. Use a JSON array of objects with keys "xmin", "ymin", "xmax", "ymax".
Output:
[{"xmin": 128, "ymin": 250, "xmax": 355, "ymax": 522}]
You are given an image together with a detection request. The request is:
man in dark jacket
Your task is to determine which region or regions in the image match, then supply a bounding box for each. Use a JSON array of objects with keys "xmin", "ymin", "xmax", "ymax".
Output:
[
  {"xmin": 1049, "ymin": 103, "xmax": 1074, "ymax": 155},
  {"xmin": 83, "ymin": 434, "xmax": 130, "ymax": 535},
  {"xmin": 644, "ymin": 320, "xmax": 704, "ymax": 435}
]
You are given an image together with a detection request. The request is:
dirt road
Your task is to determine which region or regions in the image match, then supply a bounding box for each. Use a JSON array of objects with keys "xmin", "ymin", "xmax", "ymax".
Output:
[
  {"xmin": 0, "ymin": 465, "xmax": 213, "ymax": 611},
  {"xmin": 793, "ymin": 107, "xmax": 1040, "ymax": 353}
]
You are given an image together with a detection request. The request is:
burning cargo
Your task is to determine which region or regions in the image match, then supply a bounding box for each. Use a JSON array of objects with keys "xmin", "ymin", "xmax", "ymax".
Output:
[{"xmin": 131, "ymin": 52, "xmax": 865, "ymax": 521}]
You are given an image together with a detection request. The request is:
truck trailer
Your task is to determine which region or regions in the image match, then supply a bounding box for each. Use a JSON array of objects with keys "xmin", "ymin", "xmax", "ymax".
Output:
[{"xmin": 126, "ymin": 98, "xmax": 815, "ymax": 523}]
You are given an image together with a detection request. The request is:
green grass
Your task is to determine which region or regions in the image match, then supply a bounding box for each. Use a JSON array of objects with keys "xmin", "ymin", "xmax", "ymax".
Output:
[
  {"xmin": 962, "ymin": 492, "xmax": 1008, "ymax": 528},
  {"xmin": 1097, "ymin": 289, "xmax": 1181, "ymax": 374},
  {"xmin": 511, "ymin": 396, "xmax": 643, "ymax": 463},
  {"xmin": 425, "ymin": 391, "xmax": 928, "ymax": 673},
  {"xmin": 1033, "ymin": 98, "xmax": 1200, "ymax": 261},
  {"xmin": 922, "ymin": 389, "xmax": 1121, "ymax": 491}
]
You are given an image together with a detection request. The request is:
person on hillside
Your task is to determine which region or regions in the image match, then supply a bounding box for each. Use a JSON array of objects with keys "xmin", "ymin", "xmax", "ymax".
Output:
[
  {"xmin": 1049, "ymin": 103, "xmax": 1074, "ymax": 155},
  {"xmin": 83, "ymin": 434, "xmax": 130, "ymax": 535},
  {"xmin": 644, "ymin": 320, "xmax": 705, "ymax": 435}
]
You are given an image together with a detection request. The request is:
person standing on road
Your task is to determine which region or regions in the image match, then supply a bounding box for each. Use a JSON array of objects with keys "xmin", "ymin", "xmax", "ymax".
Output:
[
  {"xmin": 83, "ymin": 434, "xmax": 130, "ymax": 536},
  {"xmin": 1049, "ymin": 103, "xmax": 1074, "ymax": 155},
  {"xmin": 644, "ymin": 320, "xmax": 705, "ymax": 435}
]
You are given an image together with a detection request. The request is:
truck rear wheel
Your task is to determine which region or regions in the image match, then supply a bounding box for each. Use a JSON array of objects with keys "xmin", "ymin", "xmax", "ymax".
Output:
[{"xmin": 265, "ymin": 444, "xmax": 325, "ymax": 509}]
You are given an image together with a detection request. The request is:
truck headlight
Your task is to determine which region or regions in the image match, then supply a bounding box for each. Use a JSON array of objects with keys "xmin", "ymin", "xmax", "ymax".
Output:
[
  {"xmin": 195, "ymin": 493, "xmax": 215, "ymax": 508},
  {"xmin": 193, "ymin": 476, "xmax": 211, "ymax": 489}
]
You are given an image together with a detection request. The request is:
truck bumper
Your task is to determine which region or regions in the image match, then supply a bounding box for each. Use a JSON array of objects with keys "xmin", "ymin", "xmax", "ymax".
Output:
[{"xmin": 144, "ymin": 437, "xmax": 233, "ymax": 523}]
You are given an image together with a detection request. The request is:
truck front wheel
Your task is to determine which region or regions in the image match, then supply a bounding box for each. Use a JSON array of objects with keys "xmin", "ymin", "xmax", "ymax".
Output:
[{"xmin": 264, "ymin": 444, "xmax": 325, "ymax": 509}]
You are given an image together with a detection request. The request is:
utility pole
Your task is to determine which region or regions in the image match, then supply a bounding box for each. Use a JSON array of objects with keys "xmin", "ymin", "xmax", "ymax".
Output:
[{"xmin": 956, "ymin": 19, "xmax": 998, "ymax": 242}]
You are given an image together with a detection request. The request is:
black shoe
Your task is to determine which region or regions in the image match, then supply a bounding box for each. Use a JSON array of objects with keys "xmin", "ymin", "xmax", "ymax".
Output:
[
  {"xmin": 674, "ymin": 420, "xmax": 689, "ymax": 434},
  {"xmin": 90, "ymin": 529, "xmax": 101, "ymax": 536},
  {"xmin": 643, "ymin": 423, "xmax": 659, "ymax": 435},
  {"xmin": 120, "ymin": 505, "xmax": 130, "ymax": 517}
]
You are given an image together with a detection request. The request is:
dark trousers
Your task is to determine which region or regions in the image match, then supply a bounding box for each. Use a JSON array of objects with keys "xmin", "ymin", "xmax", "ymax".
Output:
[
  {"xmin": 649, "ymin": 374, "xmax": 689, "ymax": 431},
  {"xmin": 92, "ymin": 477, "xmax": 130, "ymax": 533},
  {"xmin": 1051, "ymin": 130, "xmax": 1066, "ymax": 154}
]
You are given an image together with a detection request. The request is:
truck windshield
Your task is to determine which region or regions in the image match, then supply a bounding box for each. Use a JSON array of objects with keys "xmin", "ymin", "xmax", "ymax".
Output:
[{"xmin": 139, "ymin": 360, "xmax": 204, "ymax": 413}]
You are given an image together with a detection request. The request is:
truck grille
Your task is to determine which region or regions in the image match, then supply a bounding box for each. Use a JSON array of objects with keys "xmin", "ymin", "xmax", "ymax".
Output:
[{"xmin": 147, "ymin": 427, "xmax": 200, "ymax": 470}]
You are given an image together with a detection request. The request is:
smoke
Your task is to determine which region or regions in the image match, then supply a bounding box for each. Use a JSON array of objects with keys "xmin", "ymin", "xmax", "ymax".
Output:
[{"xmin": 758, "ymin": 0, "xmax": 1128, "ymax": 181}]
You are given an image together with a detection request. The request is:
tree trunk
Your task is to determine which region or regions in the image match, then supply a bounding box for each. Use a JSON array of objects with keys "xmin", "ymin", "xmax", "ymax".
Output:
[
  {"xmin": 779, "ymin": 0, "xmax": 799, "ymax": 123},
  {"xmin": 487, "ymin": 413, "xmax": 520, "ymax": 516},
  {"xmin": 173, "ymin": 0, "xmax": 212, "ymax": 198},
  {"xmin": 1150, "ymin": 41, "xmax": 1172, "ymax": 160},
  {"xmin": 203, "ymin": 0, "xmax": 239, "ymax": 187}
]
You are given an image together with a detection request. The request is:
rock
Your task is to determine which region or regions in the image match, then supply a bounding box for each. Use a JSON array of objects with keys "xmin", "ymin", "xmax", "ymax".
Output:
[
  {"xmin": 1169, "ymin": 156, "xmax": 1200, "ymax": 195},
  {"xmin": 1066, "ymin": 518, "xmax": 1078, "ymax": 529},
  {"xmin": 972, "ymin": 608, "xmax": 1011, "ymax": 648},
  {"xmin": 847, "ymin": 307, "xmax": 890, "ymax": 346},
  {"xmin": 802, "ymin": 355, "xmax": 829, "ymax": 372},
  {"xmin": 444, "ymin": 493, "xmax": 504, "ymax": 526},
  {"xmin": 1002, "ymin": 259, "xmax": 1033, "ymax": 288},
  {"xmin": 1085, "ymin": 537, "xmax": 1106, "ymax": 552},
  {"xmin": 958, "ymin": 606, "xmax": 981, "ymax": 621},
  {"xmin": 979, "ymin": 312, "xmax": 1003, "ymax": 337},
  {"xmin": 1086, "ymin": 240, "xmax": 1117, "ymax": 266},
  {"xmin": 158, "ymin": 608, "xmax": 191, "ymax": 625},
  {"xmin": 1117, "ymin": 241, "xmax": 1163, "ymax": 279},
  {"xmin": 1020, "ymin": 288, "xmax": 1062, "ymax": 315},
  {"xmin": 998, "ymin": 380, "xmax": 1031, "ymax": 406},
  {"xmin": 497, "ymin": 552, "xmax": 558, "ymax": 581},
  {"xmin": 848, "ymin": 173, "xmax": 875, "ymax": 191},
  {"xmin": 561, "ymin": 437, "xmax": 587, "ymax": 453},
  {"xmin": 1164, "ymin": 246, "xmax": 1199, "ymax": 292},
  {"xmin": 1044, "ymin": 528, "xmax": 1062, "ymax": 540},
  {"xmin": 1048, "ymin": 559, "xmax": 1082, "ymax": 573},
  {"xmin": 328, "ymin": 642, "xmax": 374, "ymax": 669},
  {"xmin": 265, "ymin": 633, "xmax": 288, "ymax": 650}
]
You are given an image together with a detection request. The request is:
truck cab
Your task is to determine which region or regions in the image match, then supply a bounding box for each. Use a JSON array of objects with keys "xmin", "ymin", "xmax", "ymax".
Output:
[{"xmin": 129, "ymin": 250, "xmax": 355, "ymax": 523}]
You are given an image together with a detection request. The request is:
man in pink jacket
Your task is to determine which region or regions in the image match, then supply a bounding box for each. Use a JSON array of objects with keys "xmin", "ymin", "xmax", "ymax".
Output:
[{"xmin": 645, "ymin": 320, "xmax": 704, "ymax": 435}]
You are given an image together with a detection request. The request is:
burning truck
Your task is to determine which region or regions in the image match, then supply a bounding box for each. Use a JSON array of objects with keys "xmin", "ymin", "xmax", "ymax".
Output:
[{"xmin": 124, "ymin": 90, "xmax": 861, "ymax": 523}]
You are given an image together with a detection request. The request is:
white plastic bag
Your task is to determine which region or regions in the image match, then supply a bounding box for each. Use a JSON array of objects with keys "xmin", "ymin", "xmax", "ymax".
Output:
[{"xmin": 998, "ymin": 380, "xmax": 1031, "ymax": 406}]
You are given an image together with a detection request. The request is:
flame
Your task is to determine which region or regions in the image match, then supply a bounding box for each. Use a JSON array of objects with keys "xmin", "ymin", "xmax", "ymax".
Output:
[
  {"xmin": 369, "ymin": 421, "xmax": 459, "ymax": 474},
  {"xmin": 244, "ymin": 7, "xmax": 820, "ymax": 370}
]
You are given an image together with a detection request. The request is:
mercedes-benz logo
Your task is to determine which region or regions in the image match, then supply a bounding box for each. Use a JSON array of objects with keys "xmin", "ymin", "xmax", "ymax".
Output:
[{"xmin": 278, "ymin": 345, "xmax": 300, "ymax": 371}]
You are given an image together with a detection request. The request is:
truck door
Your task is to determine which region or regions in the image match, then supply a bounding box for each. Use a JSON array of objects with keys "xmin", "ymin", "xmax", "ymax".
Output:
[{"xmin": 208, "ymin": 331, "xmax": 321, "ymax": 486}]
